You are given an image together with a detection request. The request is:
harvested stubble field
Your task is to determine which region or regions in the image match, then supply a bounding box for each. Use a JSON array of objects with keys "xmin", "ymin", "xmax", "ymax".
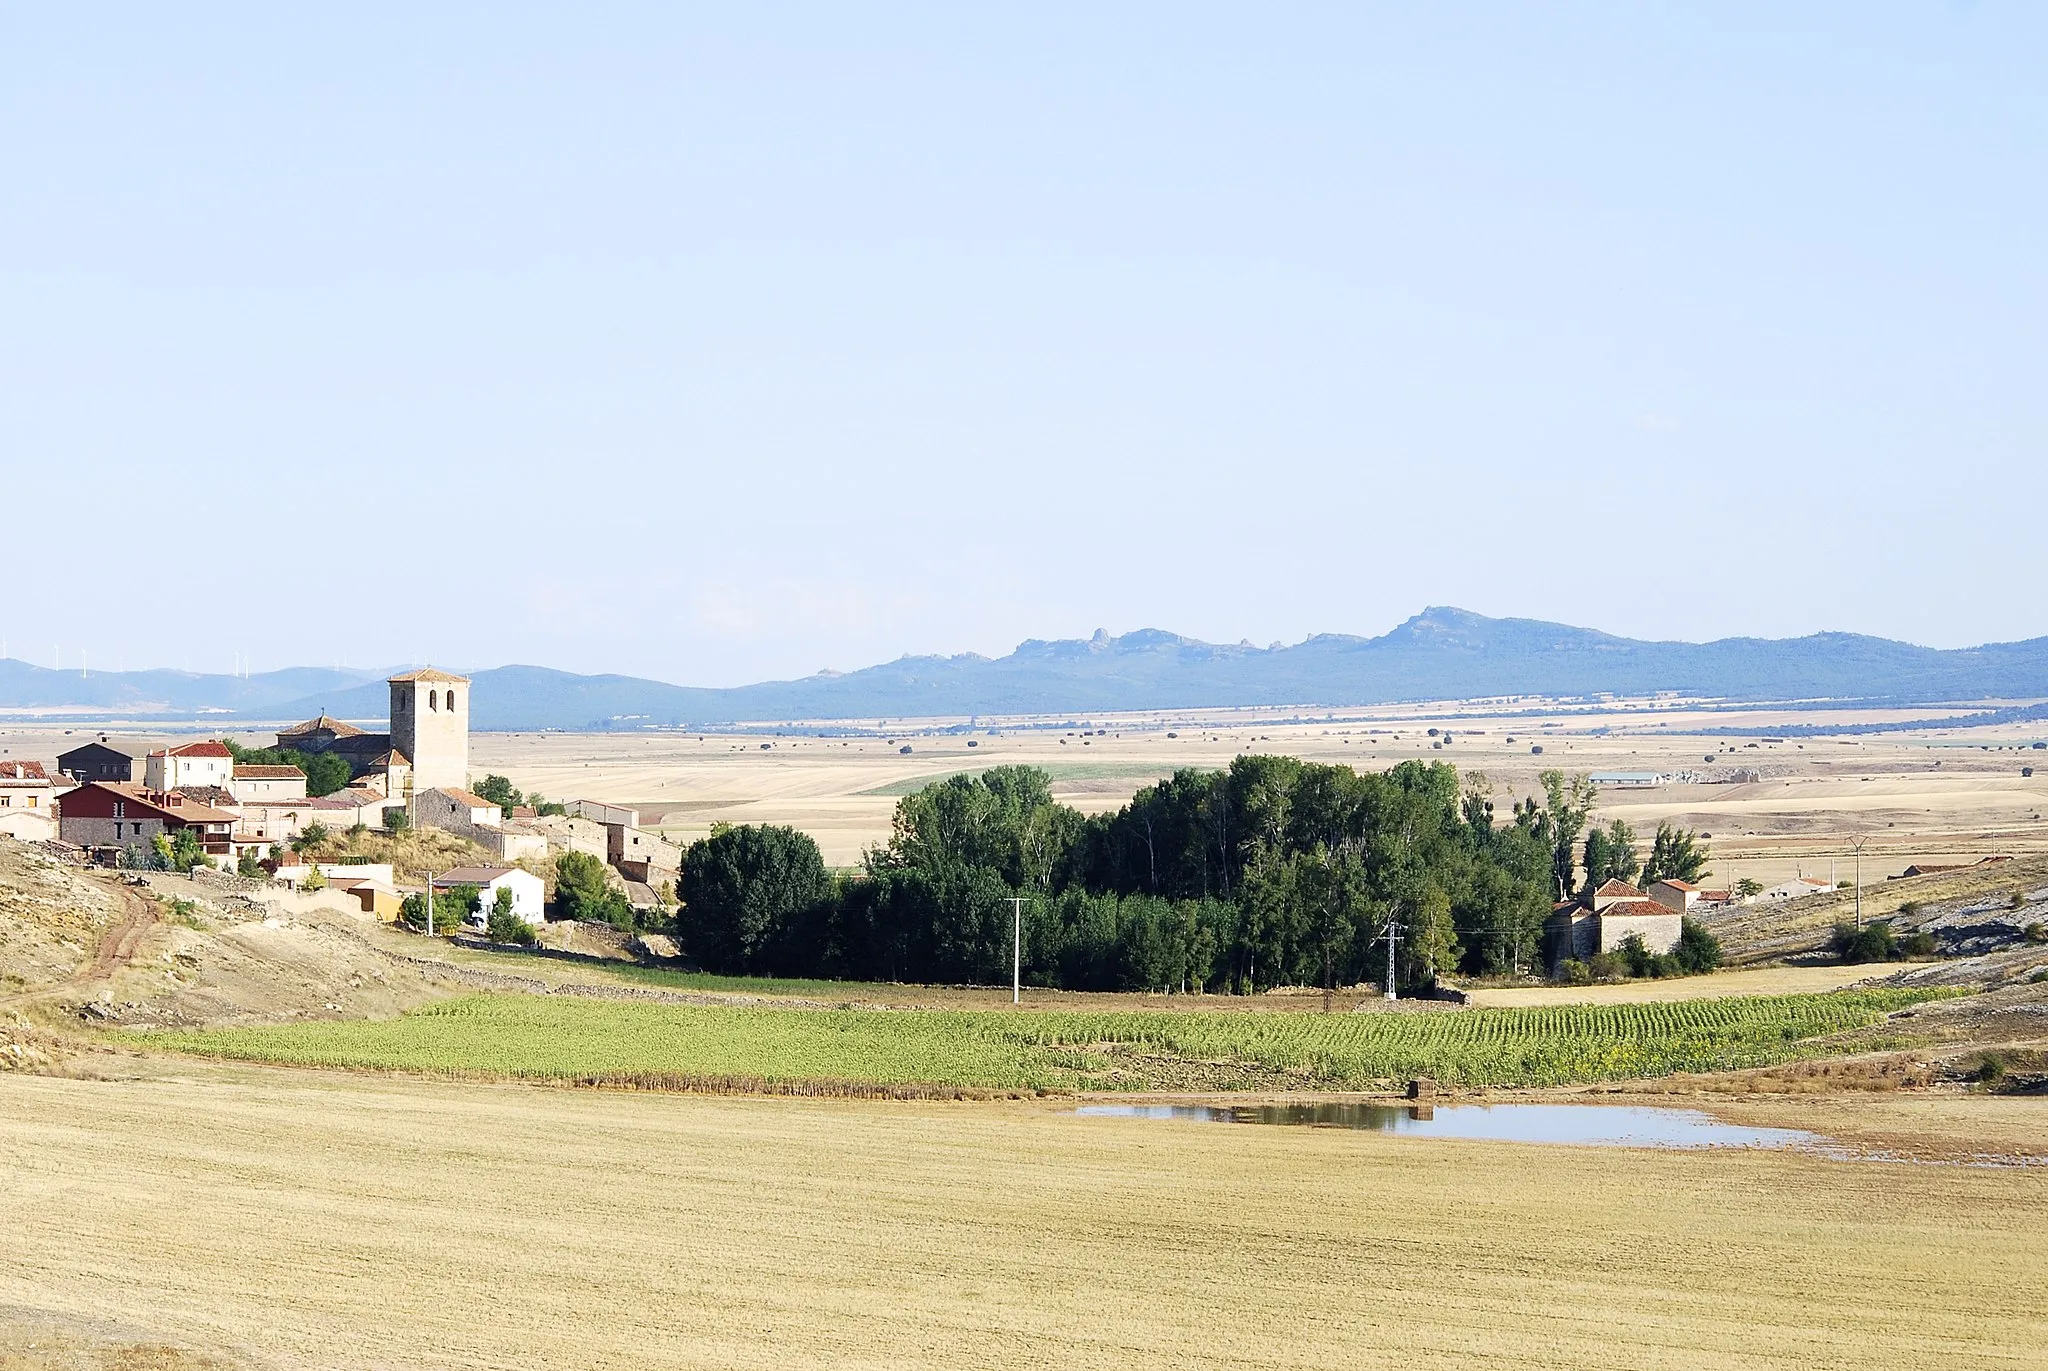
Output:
[
  {"xmin": 0, "ymin": 1068, "xmax": 2042, "ymax": 1370},
  {"xmin": 129, "ymin": 987, "xmax": 1957, "ymax": 1092}
]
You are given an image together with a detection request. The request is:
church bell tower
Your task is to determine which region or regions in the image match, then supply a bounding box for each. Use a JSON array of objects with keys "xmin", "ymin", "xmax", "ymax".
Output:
[{"xmin": 388, "ymin": 668, "xmax": 471, "ymax": 794}]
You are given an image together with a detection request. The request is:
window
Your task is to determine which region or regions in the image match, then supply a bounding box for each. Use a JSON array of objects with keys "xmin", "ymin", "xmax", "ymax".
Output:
[
  {"xmin": 428, "ymin": 689, "xmax": 438, "ymax": 711},
  {"xmin": 0, "ymin": 796, "xmax": 9, "ymax": 806},
  {"xmin": 446, "ymin": 689, "xmax": 457, "ymax": 710},
  {"xmin": 27, "ymin": 796, "xmax": 37, "ymax": 807},
  {"xmin": 114, "ymin": 800, "xmax": 125, "ymax": 819}
]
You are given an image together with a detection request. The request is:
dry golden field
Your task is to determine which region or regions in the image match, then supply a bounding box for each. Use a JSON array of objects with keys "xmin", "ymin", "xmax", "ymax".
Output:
[
  {"xmin": 456, "ymin": 697, "xmax": 2048, "ymax": 876},
  {"xmin": 2, "ymin": 1066, "xmax": 2044, "ymax": 1371}
]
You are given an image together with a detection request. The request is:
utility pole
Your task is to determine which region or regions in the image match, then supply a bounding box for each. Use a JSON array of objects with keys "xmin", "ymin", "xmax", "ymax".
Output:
[
  {"xmin": 425, "ymin": 872, "xmax": 436, "ymax": 937},
  {"xmin": 1008, "ymin": 897, "xmax": 1024, "ymax": 1005},
  {"xmin": 1848, "ymin": 837, "xmax": 1866, "ymax": 930},
  {"xmin": 1378, "ymin": 914, "xmax": 1404, "ymax": 1002}
]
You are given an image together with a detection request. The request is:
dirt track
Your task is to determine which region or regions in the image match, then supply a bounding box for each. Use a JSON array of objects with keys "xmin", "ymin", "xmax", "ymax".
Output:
[{"xmin": 0, "ymin": 878, "xmax": 156, "ymax": 1013}]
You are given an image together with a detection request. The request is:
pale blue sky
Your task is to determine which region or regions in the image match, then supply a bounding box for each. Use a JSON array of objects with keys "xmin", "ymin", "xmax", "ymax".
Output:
[{"xmin": 4, "ymin": 4, "xmax": 2043, "ymax": 685}]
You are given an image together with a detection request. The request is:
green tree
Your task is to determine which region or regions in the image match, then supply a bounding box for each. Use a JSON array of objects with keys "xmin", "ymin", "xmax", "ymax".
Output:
[
  {"xmin": 291, "ymin": 821, "xmax": 330, "ymax": 854},
  {"xmin": 1404, "ymin": 885, "xmax": 1459, "ymax": 990},
  {"xmin": 151, "ymin": 829, "xmax": 208, "ymax": 872},
  {"xmin": 402, "ymin": 883, "xmax": 475, "ymax": 934},
  {"xmin": 474, "ymin": 774, "xmax": 521, "ymax": 815},
  {"xmin": 554, "ymin": 850, "xmax": 632, "ymax": 928},
  {"xmin": 1582, "ymin": 818, "xmax": 1640, "ymax": 889},
  {"xmin": 1641, "ymin": 822, "xmax": 1711, "ymax": 885},
  {"xmin": 1733, "ymin": 876, "xmax": 1764, "ymax": 900},
  {"xmin": 677, "ymin": 825, "xmax": 831, "ymax": 973},
  {"xmin": 484, "ymin": 886, "xmax": 536, "ymax": 945},
  {"xmin": 1538, "ymin": 771, "xmax": 1597, "ymax": 899},
  {"xmin": 301, "ymin": 752, "xmax": 352, "ymax": 798}
]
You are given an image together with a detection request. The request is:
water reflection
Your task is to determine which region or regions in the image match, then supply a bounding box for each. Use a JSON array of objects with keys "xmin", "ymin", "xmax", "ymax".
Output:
[{"xmin": 1073, "ymin": 1102, "xmax": 1819, "ymax": 1151}]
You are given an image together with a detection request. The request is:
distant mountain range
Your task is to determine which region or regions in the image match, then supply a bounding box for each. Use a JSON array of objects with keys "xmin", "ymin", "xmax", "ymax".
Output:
[{"xmin": 4, "ymin": 608, "xmax": 2045, "ymax": 731}]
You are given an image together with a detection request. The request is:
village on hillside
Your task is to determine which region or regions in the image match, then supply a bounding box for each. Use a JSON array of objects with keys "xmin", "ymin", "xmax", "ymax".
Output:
[
  {"xmin": 0, "ymin": 672, "xmax": 2016, "ymax": 967},
  {"xmin": 0, "ymin": 669, "xmax": 681, "ymax": 931}
]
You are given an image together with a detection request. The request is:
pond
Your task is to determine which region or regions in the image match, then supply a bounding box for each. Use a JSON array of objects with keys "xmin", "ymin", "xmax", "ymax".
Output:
[{"xmin": 1072, "ymin": 1102, "xmax": 1821, "ymax": 1151}]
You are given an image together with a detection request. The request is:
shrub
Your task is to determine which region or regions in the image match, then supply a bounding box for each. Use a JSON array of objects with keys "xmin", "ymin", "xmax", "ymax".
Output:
[
  {"xmin": 383, "ymin": 809, "xmax": 411, "ymax": 835},
  {"xmin": 1832, "ymin": 920, "xmax": 1900, "ymax": 965},
  {"xmin": 1673, "ymin": 918, "xmax": 1724, "ymax": 974},
  {"xmin": 1973, "ymin": 1052, "xmax": 2007, "ymax": 1085},
  {"xmin": 2024, "ymin": 923, "xmax": 2047, "ymax": 945},
  {"xmin": 1899, "ymin": 930, "xmax": 1937, "ymax": 958},
  {"xmin": 1586, "ymin": 951, "xmax": 1626, "ymax": 982},
  {"xmin": 1559, "ymin": 958, "xmax": 1591, "ymax": 985}
]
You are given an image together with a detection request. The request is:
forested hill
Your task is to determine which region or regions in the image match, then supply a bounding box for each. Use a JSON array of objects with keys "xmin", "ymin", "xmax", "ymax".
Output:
[{"xmin": 6, "ymin": 607, "xmax": 2046, "ymax": 727}]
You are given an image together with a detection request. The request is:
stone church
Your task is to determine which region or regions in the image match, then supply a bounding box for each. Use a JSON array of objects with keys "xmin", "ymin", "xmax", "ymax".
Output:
[{"xmin": 275, "ymin": 668, "xmax": 470, "ymax": 802}]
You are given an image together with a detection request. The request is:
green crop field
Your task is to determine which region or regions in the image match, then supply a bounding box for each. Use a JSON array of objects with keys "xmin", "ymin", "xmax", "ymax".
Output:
[{"xmin": 126, "ymin": 987, "xmax": 1957, "ymax": 1093}]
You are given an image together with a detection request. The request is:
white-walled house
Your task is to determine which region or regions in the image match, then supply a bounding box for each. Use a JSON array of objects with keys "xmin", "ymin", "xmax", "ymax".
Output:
[
  {"xmin": 0, "ymin": 760, "xmax": 61, "ymax": 842},
  {"xmin": 230, "ymin": 764, "xmax": 308, "ymax": 802},
  {"xmin": 434, "ymin": 865, "xmax": 546, "ymax": 926},
  {"xmin": 144, "ymin": 742, "xmax": 235, "ymax": 793}
]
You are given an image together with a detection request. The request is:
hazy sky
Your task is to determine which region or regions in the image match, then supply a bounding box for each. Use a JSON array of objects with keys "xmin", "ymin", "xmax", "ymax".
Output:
[{"xmin": 4, "ymin": 5, "xmax": 2043, "ymax": 685}]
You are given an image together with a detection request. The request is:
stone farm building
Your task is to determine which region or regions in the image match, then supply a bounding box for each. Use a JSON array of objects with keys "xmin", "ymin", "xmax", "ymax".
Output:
[
  {"xmin": 1545, "ymin": 878, "xmax": 1683, "ymax": 972},
  {"xmin": 412, "ymin": 786, "xmax": 548, "ymax": 862}
]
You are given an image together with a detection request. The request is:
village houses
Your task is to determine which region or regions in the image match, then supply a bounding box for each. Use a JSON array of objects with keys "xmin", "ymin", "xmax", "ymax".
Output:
[{"xmin": 17, "ymin": 665, "xmax": 685, "ymax": 928}]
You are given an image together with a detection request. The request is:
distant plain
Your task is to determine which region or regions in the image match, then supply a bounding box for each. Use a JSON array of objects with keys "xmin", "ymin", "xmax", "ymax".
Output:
[{"xmin": 460, "ymin": 696, "xmax": 2048, "ymax": 880}]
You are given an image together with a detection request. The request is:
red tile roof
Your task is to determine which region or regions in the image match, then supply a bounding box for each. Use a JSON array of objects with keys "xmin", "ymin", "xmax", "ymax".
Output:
[
  {"xmin": 1593, "ymin": 878, "xmax": 1647, "ymax": 899},
  {"xmin": 233, "ymin": 765, "xmax": 305, "ymax": 779},
  {"xmin": 81, "ymin": 782, "xmax": 237, "ymax": 824},
  {"xmin": 1652, "ymin": 878, "xmax": 1700, "ymax": 891},
  {"xmin": 389, "ymin": 668, "xmax": 470, "ymax": 684},
  {"xmin": 0, "ymin": 761, "xmax": 51, "ymax": 782},
  {"xmin": 147, "ymin": 741, "xmax": 234, "ymax": 759},
  {"xmin": 279, "ymin": 715, "xmax": 367, "ymax": 739},
  {"xmin": 430, "ymin": 787, "xmax": 500, "ymax": 810}
]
